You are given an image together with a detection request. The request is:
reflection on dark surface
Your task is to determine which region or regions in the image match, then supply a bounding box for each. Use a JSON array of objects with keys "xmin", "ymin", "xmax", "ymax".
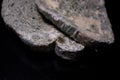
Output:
[
  {"xmin": 0, "ymin": 0, "xmax": 119, "ymax": 80},
  {"xmin": 0, "ymin": 23, "xmax": 96, "ymax": 80}
]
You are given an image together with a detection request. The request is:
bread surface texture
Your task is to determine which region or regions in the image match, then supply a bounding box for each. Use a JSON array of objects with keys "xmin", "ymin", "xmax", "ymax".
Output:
[{"xmin": 35, "ymin": 0, "xmax": 114, "ymax": 44}]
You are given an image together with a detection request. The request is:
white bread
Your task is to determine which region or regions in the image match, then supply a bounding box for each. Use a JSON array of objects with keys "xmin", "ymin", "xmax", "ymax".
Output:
[{"xmin": 1, "ymin": 0, "xmax": 84, "ymax": 60}]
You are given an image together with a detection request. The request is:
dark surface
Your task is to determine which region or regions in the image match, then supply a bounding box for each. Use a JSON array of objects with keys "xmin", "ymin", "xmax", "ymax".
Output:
[{"xmin": 0, "ymin": 0, "xmax": 119, "ymax": 80}]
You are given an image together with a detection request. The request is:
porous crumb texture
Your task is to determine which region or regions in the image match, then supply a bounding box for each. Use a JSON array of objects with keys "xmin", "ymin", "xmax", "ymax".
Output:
[{"xmin": 2, "ymin": 0, "xmax": 60, "ymax": 46}]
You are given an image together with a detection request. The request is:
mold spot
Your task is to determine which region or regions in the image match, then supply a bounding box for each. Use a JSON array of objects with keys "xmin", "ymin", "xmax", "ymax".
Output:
[
  {"xmin": 11, "ymin": 3, "xmax": 14, "ymax": 7},
  {"xmin": 32, "ymin": 17, "xmax": 36, "ymax": 19},
  {"xmin": 57, "ymin": 37, "xmax": 65, "ymax": 43}
]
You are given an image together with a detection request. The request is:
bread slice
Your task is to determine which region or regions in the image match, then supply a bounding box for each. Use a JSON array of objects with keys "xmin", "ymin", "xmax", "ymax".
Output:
[
  {"xmin": 35, "ymin": 0, "xmax": 114, "ymax": 44},
  {"xmin": 1, "ymin": 0, "xmax": 84, "ymax": 60}
]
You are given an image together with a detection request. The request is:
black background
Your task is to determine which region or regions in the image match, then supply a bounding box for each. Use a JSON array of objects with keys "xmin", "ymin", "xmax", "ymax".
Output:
[{"xmin": 0, "ymin": 0, "xmax": 119, "ymax": 80}]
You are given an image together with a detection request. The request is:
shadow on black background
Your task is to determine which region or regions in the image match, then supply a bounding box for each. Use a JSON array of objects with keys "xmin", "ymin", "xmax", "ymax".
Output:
[{"xmin": 0, "ymin": 0, "xmax": 119, "ymax": 80}]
